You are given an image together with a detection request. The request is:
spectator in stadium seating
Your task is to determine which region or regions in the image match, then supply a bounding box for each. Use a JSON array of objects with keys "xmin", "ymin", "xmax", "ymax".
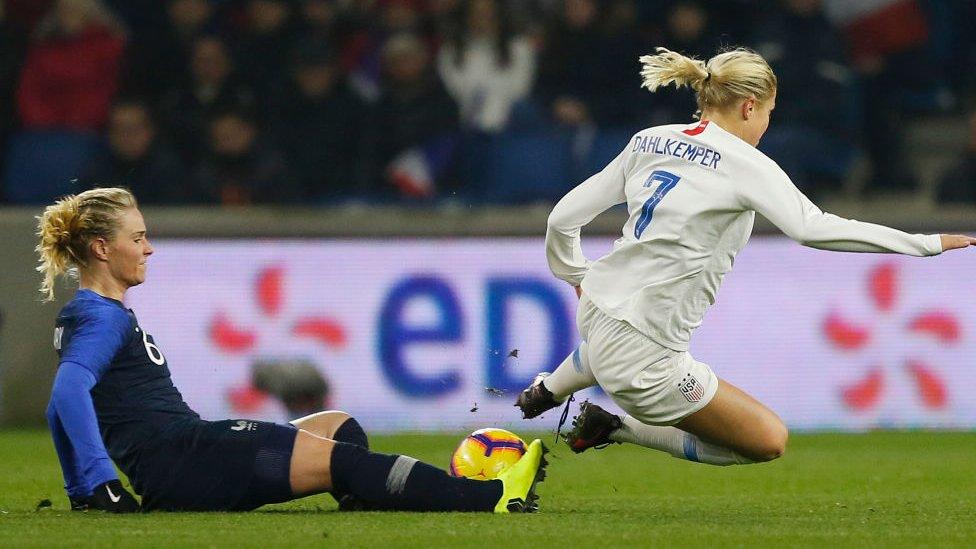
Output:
[
  {"xmin": 365, "ymin": 33, "xmax": 459, "ymax": 199},
  {"xmin": 536, "ymin": 0, "xmax": 644, "ymax": 129},
  {"xmin": 947, "ymin": 2, "xmax": 976, "ymax": 102},
  {"xmin": 587, "ymin": 0, "xmax": 643, "ymax": 126},
  {"xmin": 297, "ymin": 0, "xmax": 362, "ymax": 84},
  {"xmin": 639, "ymin": 1, "xmax": 721, "ymax": 125},
  {"xmin": 121, "ymin": 0, "xmax": 217, "ymax": 99},
  {"xmin": 3, "ymin": 0, "xmax": 56, "ymax": 38},
  {"xmin": 823, "ymin": 0, "xmax": 939, "ymax": 192},
  {"xmin": 297, "ymin": 0, "xmax": 342, "ymax": 44},
  {"xmin": 0, "ymin": 4, "xmax": 29, "ymax": 197},
  {"xmin": 269, "ymin": 40, "xmax": 368, "ymax": 201},
  {"xmin": 536, "ymin": 0, "xmax": 600, "ymax": 129},
  {"xmin": 752, "ymin": 0, "xmax": 856, "ymax": 196},
  {"xmin": 342, "ymin": 0, "xmax": 433, "ymax": 102},
  {"xmin": 238, "ymin": 0, "xmax": 299, "ymax": 103},
  {"xmin": 936, "ymin": 110, "xmax": 976, "ymax": 204},
  {"xmin": 192, "ymin": 108, "xmax": 300, "ymax": 205},
  {"xmin": 100, "ymin": 0, "xmax": 160, "ymax": 27},
  {"xmin": 84, "ymin": 99, "xmax": 188, "ymax": 204},
  {"xmin": 15, "ymin": 0, "xmax": 126, "ymax": 131},
  {"xmin": 436, "ymin": 0, "xmax": 536, "ymax": 133},
  {"xmin": 159, "ymin": 34, "xmax": 258, "ymax": 165},
  {"xmin": 427, "ymin": 0, "xmax": 461, "ymax": 40}
]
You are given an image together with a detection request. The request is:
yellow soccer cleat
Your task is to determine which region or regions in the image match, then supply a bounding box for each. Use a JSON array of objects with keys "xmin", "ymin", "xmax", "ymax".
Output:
[{"xmin": 493, "ymin": 438, "xmax": 548, "ymax": 513}]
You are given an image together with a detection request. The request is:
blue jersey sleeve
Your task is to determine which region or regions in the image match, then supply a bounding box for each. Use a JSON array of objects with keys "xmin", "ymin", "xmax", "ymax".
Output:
[
  {"xmin": 59, "ymin": 305, "xmax": 131, "ymax": 378},
  {"xmin": 48, "ymin": 364, "xmax": 118, "ymax": 494},
  {"xmin": 48, "ymin": 305, "xmax": 131, "ymax": 496},
  {"xmin": 45, "ymin": 400, "xmax": 87, "ymax": 498}
]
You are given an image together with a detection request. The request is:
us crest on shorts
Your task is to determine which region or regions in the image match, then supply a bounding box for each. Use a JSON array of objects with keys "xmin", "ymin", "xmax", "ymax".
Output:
[{"xmin": 679, "ymin": 374, "xmax": 705, "ymax": 403}]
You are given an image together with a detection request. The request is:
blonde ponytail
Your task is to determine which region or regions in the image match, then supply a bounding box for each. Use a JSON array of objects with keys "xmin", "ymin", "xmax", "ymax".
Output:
[
  {"xmin": 35, "ymin": 188, "xmax": 137, "ymax": 301},
  {"xmin": 639, "ymin": 47, "xmax": 710, "ymax": 93},
  {"xmin": 639, "ymin": 46, "xmax": 777, "ymax": 117}
]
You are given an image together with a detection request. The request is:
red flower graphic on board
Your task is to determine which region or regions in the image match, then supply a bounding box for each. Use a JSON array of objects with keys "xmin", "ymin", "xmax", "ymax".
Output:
[
  {"xmin": 822, "ymin": 262, "xmax": 960, "ymax": 411},
  {"xmin": 210, "ymin": 266, "xmax": 348, "ymax": 412}
]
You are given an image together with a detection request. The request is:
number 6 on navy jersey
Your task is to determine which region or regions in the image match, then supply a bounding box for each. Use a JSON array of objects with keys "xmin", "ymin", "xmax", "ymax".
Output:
[
  {"xmin": 635, "ymin": 170, "xmax": 681, "ymax": 239},
  {"xmin": 141, "ymin": 329, "xmax": 166, "ymax": 365}
]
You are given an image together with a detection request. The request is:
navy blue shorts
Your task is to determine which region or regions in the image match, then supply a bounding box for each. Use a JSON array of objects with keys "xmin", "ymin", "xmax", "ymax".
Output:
[{"xmin": 135, "ymin": 419, "xmax": 298, "ymax": 511}]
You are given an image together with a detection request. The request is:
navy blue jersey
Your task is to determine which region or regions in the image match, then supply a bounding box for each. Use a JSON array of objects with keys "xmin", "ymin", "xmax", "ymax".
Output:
[{"xmin": 49, "ymin": 289, "xmax": 198, "ymax": 494}]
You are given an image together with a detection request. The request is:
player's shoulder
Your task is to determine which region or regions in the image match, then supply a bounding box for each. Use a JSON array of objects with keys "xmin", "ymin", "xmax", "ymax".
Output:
[
  {"xmin": 59, "ymin": 290, "xmax": 133, "ymax": 332},
  {"xmin": 701, "ymin": 122, "xmax": 786, "ymax": 175}
]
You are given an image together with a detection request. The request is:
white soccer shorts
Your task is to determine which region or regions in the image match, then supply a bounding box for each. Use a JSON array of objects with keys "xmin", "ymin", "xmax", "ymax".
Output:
[{"xmin": 577, "ymin": 294, "xmax": 718, "ymax": 425}]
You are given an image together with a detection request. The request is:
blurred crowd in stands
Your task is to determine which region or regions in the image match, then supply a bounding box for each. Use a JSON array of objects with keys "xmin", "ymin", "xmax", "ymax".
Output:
[{"xmin": 0, "ymin": 0, "xmax": 974, "ymax": 206}]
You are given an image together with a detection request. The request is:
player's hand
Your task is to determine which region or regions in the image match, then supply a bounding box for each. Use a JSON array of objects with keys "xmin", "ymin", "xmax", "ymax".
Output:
[
  {"xmin": 940, "ymin": 234, "xmax": 976, "ymax": 252},
  {"xmin": 87, "ymin": 479, "xmax": 140, "ymax": 513},
  {"xmin": 574, "ymin": 286, "xmax": 582, "ymax": 299}
]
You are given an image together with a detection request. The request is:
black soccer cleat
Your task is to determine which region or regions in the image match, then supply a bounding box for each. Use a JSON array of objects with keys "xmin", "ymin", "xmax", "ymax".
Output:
[
  {"xmin": 564, "ymin": 400, "xmax": 623, "ymax": 453},
  {"xmin": 515, "ymin": 373, "xmax": 563, "ymax": 419}
]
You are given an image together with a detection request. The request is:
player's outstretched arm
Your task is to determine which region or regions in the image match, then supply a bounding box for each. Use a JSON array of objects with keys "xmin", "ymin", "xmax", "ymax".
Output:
[
  {"xmin": 940, "ymin": 234, "xmax": 976, "ymax": 251},
  {"xmin": 740, "ymin": 162, "xmax": 943, "ymax": 256}
]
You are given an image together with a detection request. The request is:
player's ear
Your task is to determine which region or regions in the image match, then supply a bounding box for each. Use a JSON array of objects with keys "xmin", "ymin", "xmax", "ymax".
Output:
[
  {"xmin": 741, "ymin": 97, "xmax": 755, "ymax": 121},
  {"xmin": 90, "ymin": 237, "xmax": 110, "ymax": 262}
]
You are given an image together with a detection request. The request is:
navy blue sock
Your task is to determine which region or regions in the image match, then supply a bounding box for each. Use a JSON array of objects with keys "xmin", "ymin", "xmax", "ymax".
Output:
[
  {"xmin": 332, "ymin": 417, "xmax": 369, "ymax": 449},
  {"xmin": 329, "ymin": 442, "xmax": 502, "ymax": 512},
  {"xmin": 328, "ymin": 417, "xmax": 369, "ymax": 505}
]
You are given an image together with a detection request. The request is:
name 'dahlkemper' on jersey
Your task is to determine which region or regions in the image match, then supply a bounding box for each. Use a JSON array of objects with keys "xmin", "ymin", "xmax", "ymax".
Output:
[{"xmin": 631, "ymin": 135, "xmax": 722, "ymax": 170}]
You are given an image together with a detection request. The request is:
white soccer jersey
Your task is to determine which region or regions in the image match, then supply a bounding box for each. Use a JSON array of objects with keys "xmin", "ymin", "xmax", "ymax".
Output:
[{"xmin": 546, "ymin": 120, "xmax": 943, "ymax": 351}]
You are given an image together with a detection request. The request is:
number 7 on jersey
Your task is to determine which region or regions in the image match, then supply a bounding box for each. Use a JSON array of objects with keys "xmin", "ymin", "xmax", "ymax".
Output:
[{"xmin": 634, "ymin": 170, "xmax": 681, "ymax": 238}]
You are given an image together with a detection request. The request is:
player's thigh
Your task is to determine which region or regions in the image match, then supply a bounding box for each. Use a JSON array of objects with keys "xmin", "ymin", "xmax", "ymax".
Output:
[
  {"xmin": 290, "ymin": 410, "xmax": 352, "ymax": 439},
  {"xmin": 675, "ymin": 378, "xmax": 788, "ymax": 461},
  {"xmin": 289, "ymin": 429, "xmax": 337, "ymax": 496},
  {"xmin": 581, "ymin": 313, "xmax": 671, "ymax": 397}
]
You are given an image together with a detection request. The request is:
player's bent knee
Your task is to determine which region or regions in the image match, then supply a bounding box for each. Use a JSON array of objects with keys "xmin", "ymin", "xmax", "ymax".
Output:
[{"xmin": 751, "ymin": 423, "xmax": 788, "ymax": 462}]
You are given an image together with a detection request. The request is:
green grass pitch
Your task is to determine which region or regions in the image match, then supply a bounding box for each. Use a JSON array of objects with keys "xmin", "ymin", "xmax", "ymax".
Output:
[{"xmin": 1, "ymin": 430, "xmax": 974, "ymax": 547}]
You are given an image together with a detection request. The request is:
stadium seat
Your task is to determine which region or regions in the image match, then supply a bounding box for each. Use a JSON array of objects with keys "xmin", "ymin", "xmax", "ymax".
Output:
[{"xmin": 3, "ymin": 130, "xmax": 102, "ymax": 204}]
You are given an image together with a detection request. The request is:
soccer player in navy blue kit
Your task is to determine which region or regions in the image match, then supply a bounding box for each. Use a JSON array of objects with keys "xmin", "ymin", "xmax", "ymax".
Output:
[{"xmin": 38, "ymin": 187, "xmax": 546, "ymax": 513}]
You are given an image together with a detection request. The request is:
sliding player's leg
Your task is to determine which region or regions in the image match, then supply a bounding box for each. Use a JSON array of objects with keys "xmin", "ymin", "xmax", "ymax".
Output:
[
  {"xmin": 518, "ymin": 294, "xmax": 606, "ymax": 418},
  {"xmin": 545, "ymin": 341, "xmax": 599, "ymax": 398},
  {"xmin": 288, "ymin": 429, "xmax": 548, "ymax": 513},
  {"xmin": 516, "ymin": 341, "xmax": 598, "ymax": 419},
  {"xmin": 671, "ymin": 378, "xmax": 788, "ymax": 462}
]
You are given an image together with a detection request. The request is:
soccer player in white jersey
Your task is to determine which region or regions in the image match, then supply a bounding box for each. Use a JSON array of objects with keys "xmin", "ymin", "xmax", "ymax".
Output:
[{"xmin": 515, "ymin": 47, "xmax": 976, "ymax": 466}]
